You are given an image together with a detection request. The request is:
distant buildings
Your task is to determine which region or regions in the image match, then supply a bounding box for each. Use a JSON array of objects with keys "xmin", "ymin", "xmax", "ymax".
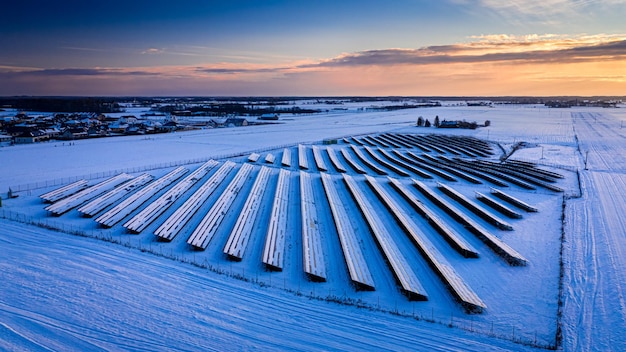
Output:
[
  {"xmin": 225, "ymin": 117, "xmax": 249, "ymax": 127},
  {"xmin": 0, "ymin": 111, "xmax": 254, "ymax": 145}
]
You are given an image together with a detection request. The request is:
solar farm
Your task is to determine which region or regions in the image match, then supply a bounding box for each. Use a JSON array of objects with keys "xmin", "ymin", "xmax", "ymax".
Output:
[{"xmin": 26, "ymin": 131, "xmax": 570, "ymax": 335}]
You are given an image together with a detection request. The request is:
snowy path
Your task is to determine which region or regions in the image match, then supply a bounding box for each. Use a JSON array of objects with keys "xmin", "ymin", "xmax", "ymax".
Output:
[
  {"xmin": 0, "ymin": 220, "xmax": 530, "ymax": 352},
  {"xmin": 563, "ymin": 112, "xmax": 626, "ymax": 351}
]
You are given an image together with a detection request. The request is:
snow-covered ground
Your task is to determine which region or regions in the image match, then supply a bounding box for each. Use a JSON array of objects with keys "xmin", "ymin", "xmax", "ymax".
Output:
[
  {"xmin": 562, "ymin": 111, "xmax": 626, "ymax": 351},
  {"xmin": 1, "ymin": 104, "xmax": 624, "ymax": 351}
]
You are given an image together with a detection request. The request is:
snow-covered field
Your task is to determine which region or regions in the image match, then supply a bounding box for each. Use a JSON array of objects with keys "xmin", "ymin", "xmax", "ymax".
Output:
[{"xmin": 1, "ymin": 105, "xmax": 624, "ymax": 351}]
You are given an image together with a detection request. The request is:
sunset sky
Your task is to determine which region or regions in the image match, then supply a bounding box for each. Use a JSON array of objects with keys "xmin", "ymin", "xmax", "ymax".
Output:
[{"xmin": 1, "ymin": 0, "xmax": 626, "ymax": 96}]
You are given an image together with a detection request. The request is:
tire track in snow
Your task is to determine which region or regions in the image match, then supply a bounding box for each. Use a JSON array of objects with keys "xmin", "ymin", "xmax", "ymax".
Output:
[{"xmin": 565, "ymin": 112, "xmax": 626, "ymax": 351}]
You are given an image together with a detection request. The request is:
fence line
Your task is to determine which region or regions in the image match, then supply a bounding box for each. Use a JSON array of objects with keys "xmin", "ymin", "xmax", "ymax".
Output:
[
  {"xmin": 7, "ymin": 133, "xmax": 364, "ymax": 195},
  {"xmin": 7, "ymin": 144, "xmax": 578, "ymax": 195},
  {"xmin": 0, "ymin": 208, "xmax": 108, "ymax": 239}
]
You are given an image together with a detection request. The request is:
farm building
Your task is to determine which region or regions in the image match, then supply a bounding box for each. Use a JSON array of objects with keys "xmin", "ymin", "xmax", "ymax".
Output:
[{"xmin": 225, "ymin": 118, "xmax": 249, "ymax": 127}]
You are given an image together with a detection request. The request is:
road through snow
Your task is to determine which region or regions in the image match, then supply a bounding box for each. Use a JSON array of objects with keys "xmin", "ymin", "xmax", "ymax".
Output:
[{"xmin": 563, "ymin": 112, "xmax": 626, "ymax": 351}]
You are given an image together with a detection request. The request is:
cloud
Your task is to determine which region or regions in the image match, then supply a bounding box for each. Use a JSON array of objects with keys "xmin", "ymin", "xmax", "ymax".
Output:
[
  {"xmin": 141, "ymin": 48, "xmax": 163, "ymax": 55},
  {"xmin": 31, "ymin": 68, "xmax": 159, "ymax": 76},
  {"xmin": 196, "ymin": 67, "xmax": 287, "ymax": 74},
  {"xmin": 0, "ymin": 67, "xmax": 161, "ymax": 78},
  {"xmin": 478, "ymin": 0, "xmax": 570, "ymax": 15},
  {"xmin": 140, "ymin": 47, "xmax": 200, "ymax": 56},
  {"xmin": 192, "ymin": 60, "xmax": 319, "ymax": 77},
  {"xmin": 472, "ymin": 0, "xmax": 600, "ymax": 23},
  {"xmin": 61, "ymin": 46, "xmax": 112, "ymax": 53},
  {"xmin": 470, "ymin": 0, "xmax": 626, "ymax": 25},
  {"xmin": 302, "ymin": 35, "xmax": 626, "ymax": 68}
]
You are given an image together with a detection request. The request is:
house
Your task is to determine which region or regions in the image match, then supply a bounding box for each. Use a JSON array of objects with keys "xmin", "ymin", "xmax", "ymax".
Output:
[
  {"xmin": 14, "ymin": 112, "xmax": 29, "ymax": 120},
  {"xmin": 120, "ymin": 115, "xmax": 138, "ymax": 125},
  {"xmin": 108, "ymin": 121, "xmax": 129, "ymax": 134},
  {"xmin": 439, "ymin": 120, "xmax": 460, "ymax": 128},
  {"xmin": 5, "ymin": 124, "xmax": 37, "ymax": 137},
  {"xmin": 1, "ymin": 116, "xmax": 16, "ymax": 125},
  {"xmin": 159, "ymin": 121, "xmax": 179, "ymax": 132},
  {"xmin": 225, "ymin": 118, "xmax": 248, "ymax": 127},
  {"xmin": 438, "ymin": 119, "xmax": 479, "ymax": 129},
  {"xmin": 43, "ymin": 128, "xmax": 61, "ymax": 139},
  {"xmin": 59, "ymin": 127, "xmax": 88, "ymax": 140},
  {"xmin": 14, "ymin": 130, "xmax": 48, "ymax": 144},
  {"xmin": 88, "ymin": 126, "xmax": 107, "ymax": 137},
  {"xmin": 0, "ymin": 133, "xmax": 13, "ymax": 145},
  {"xmin": 140, "ymin": 120, "xmax": 160, "ymax": 134},
  {"xmin": 125, "ymin": 125, "xmax": 145, "ymax": 135}
]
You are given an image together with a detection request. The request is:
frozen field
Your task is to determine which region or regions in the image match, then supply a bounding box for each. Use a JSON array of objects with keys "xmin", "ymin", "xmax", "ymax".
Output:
[{"xmin": 1, "ymin": 105, "xmax": 625, "ymax": 351}]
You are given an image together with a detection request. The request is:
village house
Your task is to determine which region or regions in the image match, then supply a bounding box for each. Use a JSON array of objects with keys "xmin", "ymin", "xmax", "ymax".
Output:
[
  {"xmin": 88, "ymin": 125, "xmax": 108, "ymax": 137},
  {"xmin": 225, "ymin": 117, "xmax": 249, "ymax": 127},
  {"xmin": 5, "ymin": 124, "xmax": 37, "ymax": 137},
  {"xmin": 159, "ymin": 120, "xmax": 179, "ymax": 132},
  {"xmin": 108, "ymin": 120, "xmax": 129, "ymax": 134},
  {"xmin": 120, "ymin": 115, "xmax": 138, "ymax": 125},
  {"xmin": 14, "ymin": 130, "xmax": 48, "ymax": 144},
  {"xmin": 258, "ymin": 113, "xmax": 279, "ymax": 120},
  {"xmin": 59, "ymin": 127, "xmax": 88, "ymax": 140},
  {"xmin": 0, "ymin": 133, "xmax": 12, "ymax": 145},
  {"xmin": 43, "ymin": 127, "xmax": 61, "ymax": 139}
]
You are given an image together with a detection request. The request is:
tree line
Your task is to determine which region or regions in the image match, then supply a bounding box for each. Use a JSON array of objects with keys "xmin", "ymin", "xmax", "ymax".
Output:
[{"xmin": 0, "ymin": 97, "xmax": 122, "ymax": 113}]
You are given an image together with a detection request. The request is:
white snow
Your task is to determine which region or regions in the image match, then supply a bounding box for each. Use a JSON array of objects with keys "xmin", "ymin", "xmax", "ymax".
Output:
[{"xmin": 1, "ymin": 104, "xmax": 625, "ymax": 351}]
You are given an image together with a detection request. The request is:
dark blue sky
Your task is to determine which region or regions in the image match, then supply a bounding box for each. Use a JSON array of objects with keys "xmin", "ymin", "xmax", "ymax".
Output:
[
  {"xmin": 1, "ymin": 0, "xmax": 625, "ymax": 95},
  {"xmin": 0, "ymin": 1, "xmax": 497, "ymax": 67}
]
